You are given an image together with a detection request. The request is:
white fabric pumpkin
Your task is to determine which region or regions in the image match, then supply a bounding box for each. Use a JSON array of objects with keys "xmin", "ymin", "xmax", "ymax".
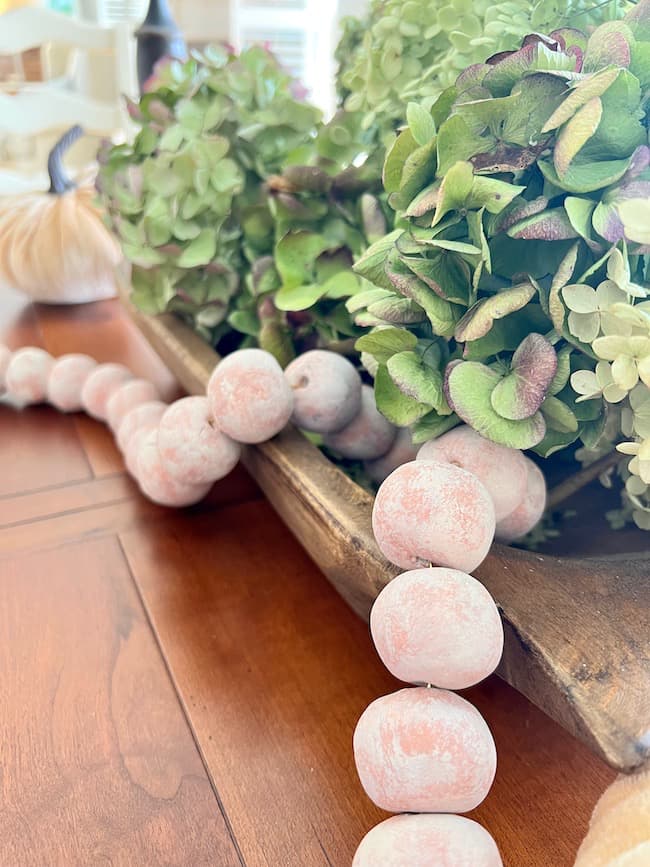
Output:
[{"xmin": 0, "ymin": 125, "xmax": 122, "ymax": 304}]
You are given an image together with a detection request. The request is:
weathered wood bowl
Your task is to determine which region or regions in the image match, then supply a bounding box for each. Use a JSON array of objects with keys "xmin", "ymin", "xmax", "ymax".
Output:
[{"xmin": 121, "ymin": 290, "xmax": 650, "ymax": 775}]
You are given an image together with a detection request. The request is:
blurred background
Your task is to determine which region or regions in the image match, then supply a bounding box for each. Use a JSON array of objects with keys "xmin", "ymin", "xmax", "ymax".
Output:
[
  {"xmin": 0, "ymin": 0, "xmax": 369, "ymax": 188},
  {"xmin": 0, "ymin": 0, "xmax": 369, "ymax": 116}
]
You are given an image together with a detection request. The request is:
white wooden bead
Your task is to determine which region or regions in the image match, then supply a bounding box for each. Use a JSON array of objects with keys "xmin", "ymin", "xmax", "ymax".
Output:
[
  {"xmin": 353, "ymin": 814, "xmax": 503, "ymax": 867},
  {"xmin": 47, "ymin": 354, "xmax": 97, "ymax": 412},
  {"xmin": 5, "ymin": 347, "xmax": 54, "ymax": 404}
]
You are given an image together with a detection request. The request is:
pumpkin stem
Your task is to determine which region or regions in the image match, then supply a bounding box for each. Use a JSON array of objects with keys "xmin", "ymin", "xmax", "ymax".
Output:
[{"xmin": 48, "ymin": 125, "xmax": 84, "ymax": 195}]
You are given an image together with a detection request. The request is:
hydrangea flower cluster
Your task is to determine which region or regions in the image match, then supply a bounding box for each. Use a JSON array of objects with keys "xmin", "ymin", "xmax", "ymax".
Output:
[
  {"xmin": 566, "ymin": 253, "xmax": 650, "ymax": 528},
  {"xmin": 100, "ymin": 0, "xmax": 626, "ymax": 368},
  {"xmin": 337, "ymin": 0, "xmax": 632, "ymax": 144},
  {"xmin": 98, "ymin": 46, "xmax": 321, "ymax": 340},
  {"xmin": 353, "ymin": 2, "xmax": 650, "ymax": 530}
]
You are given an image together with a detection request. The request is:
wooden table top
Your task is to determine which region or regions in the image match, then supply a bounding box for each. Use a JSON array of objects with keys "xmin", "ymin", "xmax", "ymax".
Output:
[{"xmin": 0, "ymin": 290, "xmax": 615, "ymax": 866}]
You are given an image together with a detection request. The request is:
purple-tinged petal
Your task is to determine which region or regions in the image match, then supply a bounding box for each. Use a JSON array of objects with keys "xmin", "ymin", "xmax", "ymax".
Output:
[
  {"xmin": 445, "ymin": 361, "xmax": 547, "ymax": 448},
  {"xmin": 493, "ymin": 196, "xmax": 548, "ymax": 234},
  {"xmin": 491, "ymin": 334, "xmax": 558, "ymax": 420},
  {"xmin": 507, "ymin": 208, "xmax": 579, "ymax": 241},
  {"xmin": 550, "ymin": 28, "xmax": 587, "ymax": 70},
  {"xmin": 622, "ymin": 145, "xmax": 650, "ymax": 181},
  {"xmin": 593, "ymin": 203, "xmax": 625, "ymax": 243}
]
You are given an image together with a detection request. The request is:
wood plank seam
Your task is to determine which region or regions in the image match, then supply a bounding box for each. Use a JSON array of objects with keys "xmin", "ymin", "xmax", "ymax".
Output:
[
  {"xmin": 0, "ymin": 475, "xmax": 133, "ymax": 527},
  {"xmin": 313, "ymin": 825, "xmax": 335, "ymax": 867},
  {"xmin": 0, "ymin": 470, "xmax": 127, "ymax": 502},
  {"xmin": 2, "ymin": 429, "xmax": 95, "ymax": 489},
  {"xmin": 114, "ymin": 535, "xmax": 249, "ymax": 867},
  {"xmin": 0, "ymin": 495, "xmax": 133, "ymax": 531},
  {"xmin": 0, "ymin": 534, "xmax": 246, "ymax": 865},
  {"xmin": 0, "ymin": 500, "xmax": 152, "ymax": 559}
]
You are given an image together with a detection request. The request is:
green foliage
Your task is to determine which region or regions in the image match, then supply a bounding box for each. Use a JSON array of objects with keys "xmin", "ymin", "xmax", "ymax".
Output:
[
  {"xmin": 334, "ymin": 13, "xmax": 366, "ymax": 106},
  {"xmin": 336, "ymin": 0, "xmax": 632, "ymax": 146},
  {"xmin": 226, "ymin": 0, "xmax": 635, "ymax": 359},
  {"xmin": 102, "ymin": 1, "xmax": 629, "ymax": 360},
  {"xmin": 225, "ymin": 110, "xmax": 389, "ymax": 360},
  {"xmin": 353, "ymin": 4, "xmax": 650, "ymax": 527},
  {"xmin": 99, "ymin": 47, "xmax": 390, "ymax": 359},
  {"xmin": 98, "ymin": 46, "xmax": 321, "ymax": 341}
]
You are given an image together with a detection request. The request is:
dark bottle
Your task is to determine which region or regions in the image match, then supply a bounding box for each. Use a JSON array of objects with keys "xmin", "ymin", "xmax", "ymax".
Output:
[{"xmin": 135, "ymin": 0, "xmax": 187, "ymax": 92}]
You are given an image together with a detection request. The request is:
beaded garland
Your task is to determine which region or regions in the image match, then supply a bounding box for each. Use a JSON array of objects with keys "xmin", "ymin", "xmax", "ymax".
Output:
[{"xmin": 1, "ymin": 342, "xmax": 553, "ymax": 865}]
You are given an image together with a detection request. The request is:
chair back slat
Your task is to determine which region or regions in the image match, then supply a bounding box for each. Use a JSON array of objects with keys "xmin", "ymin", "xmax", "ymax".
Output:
[
  {"xmin": 0, "ymin": 88, "xmax": 124, "ymax": 136},
  {"xmin": 0, "ymin": 7, "xmax": 137, "ymax": 193},
  {"xmin": 0, "ymin": 8, "xmax": 116, "ymax": 55}
]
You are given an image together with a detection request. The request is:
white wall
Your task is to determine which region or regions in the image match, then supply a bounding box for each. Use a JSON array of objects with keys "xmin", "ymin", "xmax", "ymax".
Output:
[
  {"xmin": 169, "ymin": 0, "xmax": 230, "ymax": 44},
  {"xmin": 168, "ymin": 0, "xmax": 368, "ymax": 50},
  {"xmin": 337, "ymin": 0, "xmax": 367, "ymax": 17}
]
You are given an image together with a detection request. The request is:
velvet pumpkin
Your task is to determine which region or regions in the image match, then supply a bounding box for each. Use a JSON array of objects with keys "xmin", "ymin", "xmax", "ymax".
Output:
[
  {"xmin": 575, "ymin": 769, "xmax": 650, "ymax": 866},
  {"xmin": 0, "ymin": 125, "xmax": 122, "ymax": 304}
]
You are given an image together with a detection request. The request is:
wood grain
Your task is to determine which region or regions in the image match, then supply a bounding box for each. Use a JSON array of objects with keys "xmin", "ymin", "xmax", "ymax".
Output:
[
  {"xmin": 467, "ymin": 678, "xmax": 615, "ymax": 867},
  {"xmin": 120, "ymin": 499, "xmax": 615, "ymax": 867},
  {"xmin": 0, "ymin": 403, "xmax": 92, "ymax": 496},
  {"xmin": 0, "ymin": 466, "xmax": 261, "ymax": 558},
  {"xmin": 34, "ymin": 299, "xmax": 182, "ymax": 401},
  {"xmin": 72, "ymin": 411, "xmax": 127, "ymax": 476},
  {"xmin": 479, "ymin": 546, "xmax": 650, "ymax": 773},
  {"xmin": 121, "ymin": 502, "xmax": 385, "ymax": 867},
  {"xmin": 0, "ymin": 293, "xmax": 617, "ymax": 866},
  {"xmin": 0, "ymin": 535, "xmax": 243, "ymax": 866},
  {"xmin": 122, "ymin": 297, "xmax": 650, "ymax": 773}
]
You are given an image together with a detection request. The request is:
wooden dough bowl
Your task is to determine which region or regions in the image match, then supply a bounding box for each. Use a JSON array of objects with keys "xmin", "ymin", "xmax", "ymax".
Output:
[{"xmin": 121, "ymin": 292, "xmax": 650, "ymax": 775}]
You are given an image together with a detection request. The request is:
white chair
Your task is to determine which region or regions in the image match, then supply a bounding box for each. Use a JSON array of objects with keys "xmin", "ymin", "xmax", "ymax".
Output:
[{"xmin": 0, "ymin": 6, "xmax": 137, "ymax": 194}]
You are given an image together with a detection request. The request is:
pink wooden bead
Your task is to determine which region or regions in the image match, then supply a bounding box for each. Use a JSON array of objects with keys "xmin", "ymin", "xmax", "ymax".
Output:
[
  {"xmin": 353, "ymin": 814, "xmax": 503, "ymax": 867},
  {"xmin": 135, "ymin": 428, "xmax": 211, "ymax": 507},
  {"xmin": 370, "ymin": 568, "xmax": 503, "ymax": 689},
  {"xmin": 46, "ymin": 354, "xmax": 97, "ymax": 412},
  {"xmin": 207, "ymin": 348, "xmax": 294, "ymax": 444},
  {"xmin": 5, "ymin": 347, "xmax": 54, "ymax": 403},
  {"xmin": 354, "ymin": 687, "xmax": 497, "ymax": 814},
  {"xmin": 0, "ymin": 344, "xmax": 11, "ymax": 391},
  {"xmin": 106, "ymin": 378, "xmax": 160, "ymax": 432},
  {"xmin": 157, "ymin": 396, "xmax": 241, "ymax": 485},
  {"xmin": 365, "ymin": 427, "xmax": 419, "ymax": 484},
  {"xmin": 496, "ymin": 458, "xmax": 547, "ymax": 543},
  {"xmin": 284, "ymin": 349, "xmax": 362, "ymax": 433},
  {"xmin": 125, "ymin": 425, "xmax": 153, "ymax": 478},
  {"xmin": 116, "ymin": 401, "xmax": 167, "ymax": 453},
  {"xmin": 81, "ymin": 363, "xmax": 133, "ymax": 420},
  {"xmin": 372, "ymin": 460, "xmax": 495, "ymax": 573},
  {"xmin": 417, "ymin": 425, "xmax": 527, "ymax": 521},
  {"xmin": 324, "ymin": 385, "xmax": 396, "ymax": 460}
]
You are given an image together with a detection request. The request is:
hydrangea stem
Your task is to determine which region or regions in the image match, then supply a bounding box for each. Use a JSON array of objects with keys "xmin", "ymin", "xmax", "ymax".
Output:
[{"xmin": 546, "ymin": 450, "xmax": 624, "ymax": 510}]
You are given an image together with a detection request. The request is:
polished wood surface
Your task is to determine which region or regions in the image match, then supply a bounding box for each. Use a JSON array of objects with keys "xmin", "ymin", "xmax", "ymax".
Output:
[
  {"xmin": 121, "ymin": 290, "xmax": 650, "ymax": 774},
  {"xmin": 0, "ymin": 537, "xmax": 242, "ymax": 866},
  {"xmin": 0, "ymin": 291, "xmax": 615, "ymax": 866}
]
